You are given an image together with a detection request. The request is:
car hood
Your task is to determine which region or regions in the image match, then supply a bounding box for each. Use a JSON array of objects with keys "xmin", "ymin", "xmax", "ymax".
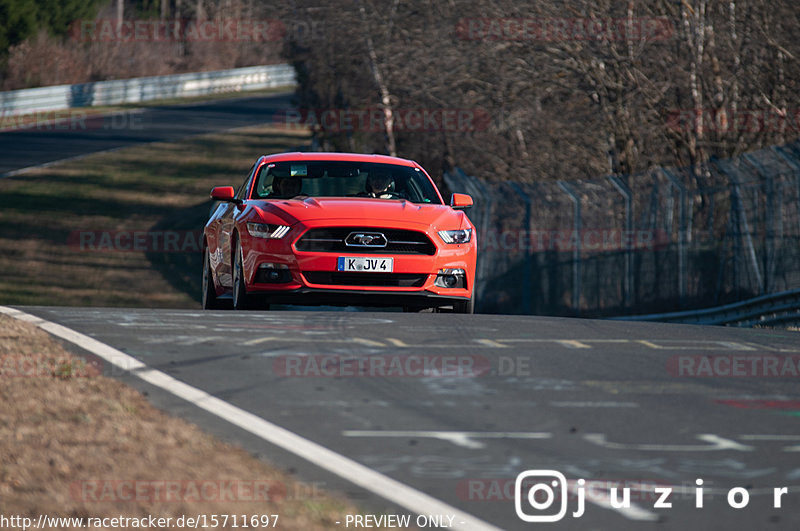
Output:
[{"xmin": 250, "ymin": 197, "xmax": 468, "ymax": 230}]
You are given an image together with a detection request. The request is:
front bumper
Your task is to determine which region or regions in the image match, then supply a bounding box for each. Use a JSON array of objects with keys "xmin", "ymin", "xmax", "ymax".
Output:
[
  {"xmin": 242, "ymin": 288, "xmax": 470, "ymax": 308},
  {"xmin": 239, "ymin": 220, "xmax": 476, "ymax": 304}
]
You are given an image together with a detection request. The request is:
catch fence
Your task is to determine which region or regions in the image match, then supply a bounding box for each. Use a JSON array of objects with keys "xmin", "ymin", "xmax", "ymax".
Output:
[{"xmin": 444, "ymin": 141, "xmax": 800, "ymax": 316}]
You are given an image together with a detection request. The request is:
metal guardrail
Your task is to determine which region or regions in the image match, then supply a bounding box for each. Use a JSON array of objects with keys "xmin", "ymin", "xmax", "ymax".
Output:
[
  {"xmin": 0, "ymin": 64, "xmax": 296, "ymax": 116},
  {"xmin": 612, "ymin": 288, "xmax": 800, "ymax": 327}
]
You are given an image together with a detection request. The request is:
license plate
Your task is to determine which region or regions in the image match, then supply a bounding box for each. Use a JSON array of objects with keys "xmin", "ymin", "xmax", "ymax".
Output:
[{"xmin": 337, "ymin": 257, "xmax": 393, "ymax": 272}]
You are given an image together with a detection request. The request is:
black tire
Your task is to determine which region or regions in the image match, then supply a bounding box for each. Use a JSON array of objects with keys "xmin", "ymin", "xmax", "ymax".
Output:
[
  {"xmin": 202, "ymin": 247, "xmax": 224, "ymax": 310},
  {"xmin": 453, "ymin": 298, "xmax": 474, "ymax": 314},
  {"xmin": 232, "ymin": 240, "xmax": 253, "ymax": 310},
  {"xmin": 403, "ymin": 306, "xmax": 435, "ymax": 313}
]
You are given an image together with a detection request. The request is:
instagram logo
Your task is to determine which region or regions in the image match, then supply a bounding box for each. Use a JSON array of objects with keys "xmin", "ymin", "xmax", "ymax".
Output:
[{"xmin": 514, "ymin": 470, "xmax": 572, "ymax": 522}]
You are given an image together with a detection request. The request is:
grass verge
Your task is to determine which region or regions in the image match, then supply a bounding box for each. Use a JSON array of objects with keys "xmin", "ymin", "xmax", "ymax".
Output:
[{"xmin": 0, "ymin": 124, "xmax": 310, "ymax": 307}]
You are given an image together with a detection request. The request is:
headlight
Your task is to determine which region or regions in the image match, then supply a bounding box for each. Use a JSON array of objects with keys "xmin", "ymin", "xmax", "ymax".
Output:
[
  {"xmin": 438, "ymin": 229, "xmax": 472, "ymax": 244},
  {"xmin": 247, "ymin": 223, "xmax": 290, "ymax": 239}
]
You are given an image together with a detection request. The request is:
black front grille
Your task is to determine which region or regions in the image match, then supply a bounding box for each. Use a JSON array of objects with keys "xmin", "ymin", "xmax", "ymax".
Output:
[
  {"xmin": 296, "ymin": 228, "xmax": 436, "ymax": 255},
  {"xmin": 303, "ymin": 272, "xmax": 428, "ymax": 287}
]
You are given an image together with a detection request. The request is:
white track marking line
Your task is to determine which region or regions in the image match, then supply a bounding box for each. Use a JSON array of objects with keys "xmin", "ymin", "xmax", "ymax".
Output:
[
  {"xmin": 493, "ymin": 339, "xmax": 593, "ymax": 348},
  {"xmin": 555, "ymin": 340, "xmax": 592, "ymax": 349},
  {"xmin": 474, "ymin": 339, "xmax": 507, "ymax": 348},
  {"xmin": 0, "ymin": 306, "xmax": 499, "ymax": 531},
  {"xmin": 343, "ymin": 430, "xmax": 552, "ymax": 450},
  {"xmin": 351, "ymin": 338, "xmax": 386, "ymax": 347},
  {"xmin": 386, "ymin": 338, "xmax": 409, "ymax": 347},
  {"xmin": 739, "ymin": 435, "xmax": 800, "ymax": 440},
  {"xmin": 739, "ymin": 435, "xmax": 800, "ymax": 452},
  {"xmin": 243, "ymin": 337, "xmax": 279, "ymax": 346},
  {"xmin": 636, "ymin": 340, "xmax": 755, "ymax": 351},
  {"xmin": 243, "ymin": 336, "xmax": 385, "ymax": 347},
  {"xmin": 583, "ymin": 433, "xmax": 753, "ymax": 452}
]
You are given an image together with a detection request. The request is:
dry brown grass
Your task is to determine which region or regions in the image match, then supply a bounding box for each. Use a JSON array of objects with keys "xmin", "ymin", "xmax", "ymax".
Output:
[{"xmin": 0, "ymin": 314, "xmax": 406, "ymax": 529}]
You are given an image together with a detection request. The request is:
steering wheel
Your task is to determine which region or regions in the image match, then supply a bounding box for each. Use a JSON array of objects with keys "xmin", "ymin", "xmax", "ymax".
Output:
[{"xmin": 378, "ymin": 191, "xmax": 403, "ymax": 199}]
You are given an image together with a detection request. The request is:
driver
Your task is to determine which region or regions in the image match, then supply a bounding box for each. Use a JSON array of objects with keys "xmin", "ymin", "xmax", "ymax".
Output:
[
  {"xmin": 271, "ymin": 176, "xmax": 302, "ymax": 198},
  {"xmin": 365, "ymin": 172, "xmax": 395, "ymax": 198}
]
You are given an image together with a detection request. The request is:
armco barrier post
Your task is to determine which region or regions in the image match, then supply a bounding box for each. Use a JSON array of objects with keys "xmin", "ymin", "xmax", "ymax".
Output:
[
  {"xmin": 662, "ymin": 169, "xmax": 688, "ymax": 307},
  {"xmin": 557, "ymin": 181, "xmax": 581, "ymax": 313},
  {"xmin": 608, "ymin": 175, "xmax": 633, "ymax": 309},
  {"xmin": 717, "ymin": 160, "xmax": 764, "ymax": 295},
  {"xmin": 508, "ymin": 182, "xmax": 532, "ymax": 314},
  {"xmin": 743, "ymin": 153, "xmax": 778, "ymax": 294}
]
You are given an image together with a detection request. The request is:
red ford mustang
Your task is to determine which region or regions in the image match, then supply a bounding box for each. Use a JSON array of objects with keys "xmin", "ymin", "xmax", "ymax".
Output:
[{"xmin": 202, "ymin": 152, "xmax": 476, "ymax": 312}]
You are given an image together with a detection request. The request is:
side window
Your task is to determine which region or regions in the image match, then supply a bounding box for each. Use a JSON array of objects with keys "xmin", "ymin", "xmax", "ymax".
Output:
[
  {"xmin": 254, "ymin": 165, "xmax": 273, "ymax": 198},
  {"xmin": 235, "ymin": 164, "xmax": 255, "ymax": 200}
]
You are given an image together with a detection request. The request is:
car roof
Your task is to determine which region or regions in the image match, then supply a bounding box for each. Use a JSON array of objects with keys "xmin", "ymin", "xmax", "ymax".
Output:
[{"xmin": 260, "ymin": 152, "xmax": 419, "ymax": 167}]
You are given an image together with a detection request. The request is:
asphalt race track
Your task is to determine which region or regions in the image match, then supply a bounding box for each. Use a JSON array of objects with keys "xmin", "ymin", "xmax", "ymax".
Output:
[
  {"xmin": 4, "ymin": 92, "xmax": 800, "ymax": 529},
  {"xmin": 15, "ymin": 306, "xmax": 800, "ymax": 530},
  {"xmin": 0, "ymin": 92, "xmax": 294, "ymax": 175}
]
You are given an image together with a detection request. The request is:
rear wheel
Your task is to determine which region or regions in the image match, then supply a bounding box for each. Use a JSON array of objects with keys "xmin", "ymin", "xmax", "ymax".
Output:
[{"xmin": 202, "ymin": 247, "xmax": 224, "ymax": 310}]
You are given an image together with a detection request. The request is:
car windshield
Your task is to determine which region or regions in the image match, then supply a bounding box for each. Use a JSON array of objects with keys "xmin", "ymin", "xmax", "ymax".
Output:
[{"xmin": 252, "ymin": 161, "xmax": 442, "ymax": 204}]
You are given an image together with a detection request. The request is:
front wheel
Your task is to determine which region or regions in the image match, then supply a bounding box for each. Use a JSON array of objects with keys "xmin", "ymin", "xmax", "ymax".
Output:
[
  {"xmin": 453, "ymin": 298, "xmax": 474, "ymax": 314},
  {"xmin": 232, "ymin": 241, "xmax": 253, "ymax": 310},
  {"xmin": 403, "ymin": 306, "xmax": 435, "ymax": 313}
]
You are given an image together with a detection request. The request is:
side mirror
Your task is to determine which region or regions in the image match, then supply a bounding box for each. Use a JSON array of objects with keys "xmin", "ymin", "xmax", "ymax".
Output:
[
  {"xmin": 210, "ymin": 186, "xmax": 238, "ymax": 203},
  {"xmin": 450, "ymin": 193, "xmax": 473, "ymax": 210}
]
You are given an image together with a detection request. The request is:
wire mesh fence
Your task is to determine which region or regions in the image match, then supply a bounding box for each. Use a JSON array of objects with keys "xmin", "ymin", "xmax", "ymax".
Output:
[{"xmin": 444, "ymin": 141, "xmax": 800, "ymax": 316}]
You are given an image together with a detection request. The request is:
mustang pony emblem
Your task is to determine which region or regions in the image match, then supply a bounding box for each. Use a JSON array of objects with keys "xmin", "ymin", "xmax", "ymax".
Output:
[{"xmin": 346, "ymin": 232, "xmax": 388, "ymax": 247}]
